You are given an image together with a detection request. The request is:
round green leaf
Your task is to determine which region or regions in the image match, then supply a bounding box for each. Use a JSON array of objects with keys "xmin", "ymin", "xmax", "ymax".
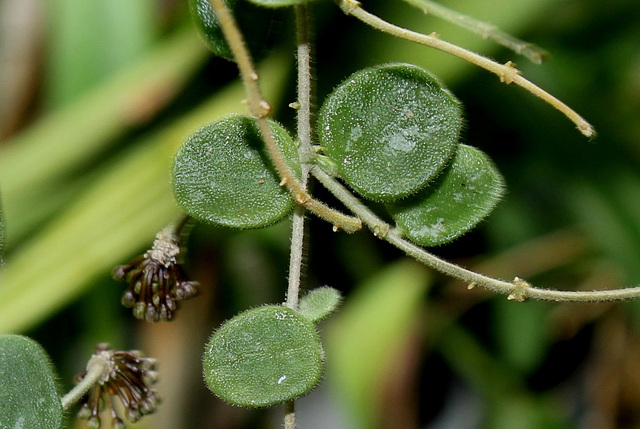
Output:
[
  {"xmin": 203, "ymin": 305, "xmax": 323, "ymax": 407},
  {"xmin": 0, "ymin": 335, "xmax": 63, "ymax": 429},
  {"xmin": 298, "ymin": 287, "xmax": 342, "ymax": 323},
  {"xmin": 172, "ymin": 116, "xmax": 301, "ymax": 229},
  {"xmin": 318, "ymin": 63, "xmax": 463, "ymax": 201},
  {"xmin": 189, "ymin": 0, "xmax": 279, "ymax": 61},
  {"xmin": 387, "ymin": 144, "xmax": 505, "ymax": 246}
]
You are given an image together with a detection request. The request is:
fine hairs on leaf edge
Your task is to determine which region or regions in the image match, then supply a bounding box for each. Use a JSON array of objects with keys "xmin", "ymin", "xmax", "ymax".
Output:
[
  {"xmin": 1, "ymin": 3, "xmax": 632, "ymax": 429},
  {"xmin": 208, "ymin": 0, "xmax": 362, "ymax": 234},
  {"xmin": 298, "ymin": 286, "xmax": 343, "ymax": 323},
  {"xmin": 310, "ymin": 165, "xmax": 640, "ymax": 303},
  {"xmin": 386, "ymin": 144, "xmax": 506, "ymax": 247},
  {"xmin": 202, "ymin": 304, "xmax": 325, "ymax": 408},
  {"xmin": 317, "ymin": 62, "xmax": 464, "ymax": 202}
]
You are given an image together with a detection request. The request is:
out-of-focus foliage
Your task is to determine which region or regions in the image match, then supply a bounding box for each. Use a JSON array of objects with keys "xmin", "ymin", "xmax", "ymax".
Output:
[
  {"xmin": 0, "ymin": 0, "xmax": 639, "ymax": 428},
  {"xmin": 0, "ymin": 195, "xmax": 4, "ymax": 266}
]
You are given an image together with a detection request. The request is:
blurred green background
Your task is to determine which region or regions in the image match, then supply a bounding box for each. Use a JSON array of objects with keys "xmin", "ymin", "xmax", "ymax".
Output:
[{"xmin": 1, "ymin": 0, "xmax": 640, "ymax": 428}]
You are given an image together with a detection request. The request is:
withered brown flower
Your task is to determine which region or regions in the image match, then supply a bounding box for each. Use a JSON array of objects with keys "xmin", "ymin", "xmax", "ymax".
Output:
[
  {"xmin": 75, "ymin": 344, "xmax": 159, "ymax": 428},
  {"xmin": 113, "ymin": 225, "xmax": 198, "ymax": 322}
]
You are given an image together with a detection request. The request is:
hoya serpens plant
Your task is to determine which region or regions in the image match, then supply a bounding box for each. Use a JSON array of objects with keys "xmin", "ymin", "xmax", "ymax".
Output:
[
  {"xmin": 174, "ymin": 0, "xmax": 629, "ymax": 426},
  {"xmin": 0, "ymin": 1, "xmax": 639, "ymax": 429}
]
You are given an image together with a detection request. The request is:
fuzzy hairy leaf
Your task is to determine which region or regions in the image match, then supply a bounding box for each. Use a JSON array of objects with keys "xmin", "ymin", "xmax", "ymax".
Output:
[
  {"xmin": 387, "ymin": 144, "xmax": 505, "ymax": 246},
  {"xmin": 0, "ymin": 335, "xmax": 63, "ymax": 429},
  {"xmin": 0, "ymin": 197, "xmax": 4, "ymax": 266},
  {"xmin": 172, "ymin": 116, "xmax": 300, "ymax": 229},
  {"xmin": 203, "ymin": 305, "xmax": 323, "ymax": 407},
  {"xmin": 318, "ymin": 63, "xmax": 463, "ymax": 201},
  {"xmin": 298, "ymin": 286, "xmax": 342, "ymax": 323}
]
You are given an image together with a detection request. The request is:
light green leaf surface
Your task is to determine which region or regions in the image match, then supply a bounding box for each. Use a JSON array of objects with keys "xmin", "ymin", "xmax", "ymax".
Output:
[
  {"xmin": 318, "ymin": 63, "xmax": 462, "ymax": 201},
  {"xmin": 298, "ymin": 286, "xmax": 342, "ymax": 323},
  {"xmin": 0, "ymin": 335, "xmax": 63, "ymax": 429},
  {"xmin": 173, "ymin": 116, "xmax": 300, "ymax": 228},
  {"xmin": 203, "ymin": 305, "xmax": 323, "ymax": 407},
  {"xmin": 388, "ymin": 144, "xmax": 505, "ymax": 246}
]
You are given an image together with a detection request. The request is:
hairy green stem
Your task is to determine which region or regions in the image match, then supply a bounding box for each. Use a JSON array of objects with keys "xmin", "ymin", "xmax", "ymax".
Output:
[
  {"xmin": 208, "ymin": 0, "xmax": 361, "ymax": 233},
  {"xmin": 286, "ymin": 3, "xmax": 314, "ymax": 314},
  {"xmin": 295, "ymin": 4, "xmax": 314, "ymax": 165},
  {"xmin": 337, "ymin": 0, "xmax": 595, "ymax": 138},
  {"xmin": 60, "ymin": 354, "xmax": 110, "ymax": 410},
  {"xmin": 284, "ymin": 7, "xmax": 314, "ymax": 427},
  {"xmin": 311, "ymin": 166, "xmax": 640, "ymax": 302}
]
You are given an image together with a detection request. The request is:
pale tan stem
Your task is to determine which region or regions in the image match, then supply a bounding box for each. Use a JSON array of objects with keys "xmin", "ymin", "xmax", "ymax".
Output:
[
  {"xmin": 312, "ymin": 166, "xmax": 640, "ymax": 303},
  {"xmin": 338, "ymin": 0, "xmax": 596, "ymax": 138}
]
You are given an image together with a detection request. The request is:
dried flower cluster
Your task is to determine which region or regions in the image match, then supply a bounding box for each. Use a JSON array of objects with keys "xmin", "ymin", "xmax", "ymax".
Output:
[
  {"xmin": 113, "ymin": 226, "xmax": 199, "ymax": 321},
  {"xmin": 76, "ymin": 344, "xmax": 159, "ymax": 428}
]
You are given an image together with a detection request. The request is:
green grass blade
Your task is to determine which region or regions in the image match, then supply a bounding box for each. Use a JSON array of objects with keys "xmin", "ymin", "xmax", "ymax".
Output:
[
  {"xmin": 0, "ymin": 54, "xmax": 289, "ymax": 334},
  {"xmin": 0, "ymin": 28, "xmax": 208, "ymax": 209}
]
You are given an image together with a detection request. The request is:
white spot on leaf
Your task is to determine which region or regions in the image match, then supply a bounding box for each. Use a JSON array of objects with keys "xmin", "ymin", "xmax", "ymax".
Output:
[
  {"xmin": 13, "ymin": 416, "xmax": 25, "ymax": 429},
  {"xmin": 417, "ymin": 217, "xmax": 446, "ymax": 238},
  {"xmin": 350, "ymin": 125, "xmax": 363, "ymax": 141}
]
